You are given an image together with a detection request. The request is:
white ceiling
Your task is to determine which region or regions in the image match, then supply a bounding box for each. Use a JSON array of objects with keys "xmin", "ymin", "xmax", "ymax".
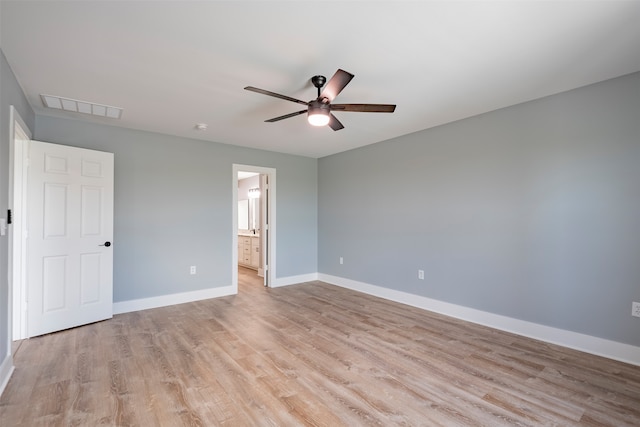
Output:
[{"xmin": 2, "ymin": 1, "xmax": 639, "ymax": 158}]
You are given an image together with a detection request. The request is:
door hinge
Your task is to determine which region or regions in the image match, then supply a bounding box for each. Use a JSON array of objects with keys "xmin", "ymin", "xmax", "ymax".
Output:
[{"xmin": 7, "ymin": 209, "xmax": 12, "ymax": 225}]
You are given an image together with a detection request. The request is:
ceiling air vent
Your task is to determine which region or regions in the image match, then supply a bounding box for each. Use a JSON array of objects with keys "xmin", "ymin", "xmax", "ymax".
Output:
[{"xmin": 41, "ymin": 94, "xmax": 123, "ymax": 119}]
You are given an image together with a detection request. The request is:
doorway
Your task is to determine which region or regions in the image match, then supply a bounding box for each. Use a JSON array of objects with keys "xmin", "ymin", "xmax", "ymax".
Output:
[{"xmin": 232, "ymin": 164, "xmax": 276, "ymax": 291}]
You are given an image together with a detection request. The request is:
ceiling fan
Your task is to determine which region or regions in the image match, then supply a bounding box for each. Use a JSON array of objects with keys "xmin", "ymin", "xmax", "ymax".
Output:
[{"xmin": 244, "ymin": 69, "xmax": 396, "ymax": 131}]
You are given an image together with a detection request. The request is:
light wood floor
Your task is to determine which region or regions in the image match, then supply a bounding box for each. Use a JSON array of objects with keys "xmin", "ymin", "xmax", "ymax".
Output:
[{"xmin": 1, "ymin": 267, "xmax": 639, "ymax": 426}]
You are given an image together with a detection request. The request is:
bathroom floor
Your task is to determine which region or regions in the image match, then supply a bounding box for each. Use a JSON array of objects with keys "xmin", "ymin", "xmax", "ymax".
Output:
[{"xmin": 238, "ymin": 266, "xmax": 263, "ymax": 292}]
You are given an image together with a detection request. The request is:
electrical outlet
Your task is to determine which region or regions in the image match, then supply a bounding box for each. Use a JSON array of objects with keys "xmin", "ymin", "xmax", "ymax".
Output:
[
  {"xmin": 632, "ymin": 302, "xmax": 640, "ymax": 318},
  {"xmin": 190, "ymin": 266, "xmax": 197, "ymax": 275},
  {"xmin": 340, "ymin": 257, "xmax": 344, "ymax": 265},
  {"xmin": 418, "ymin": 270, "xmax": 424, "ymax": 280}
]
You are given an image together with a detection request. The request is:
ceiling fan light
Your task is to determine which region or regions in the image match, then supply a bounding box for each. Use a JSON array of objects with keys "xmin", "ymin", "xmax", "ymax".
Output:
[
  {"xmin": 308, "ymin": 102, "xmax": 330, "ymax": 126},
  {"xmin": 308, "ymin": 112, "xmax": 330, "ymax": 126}
]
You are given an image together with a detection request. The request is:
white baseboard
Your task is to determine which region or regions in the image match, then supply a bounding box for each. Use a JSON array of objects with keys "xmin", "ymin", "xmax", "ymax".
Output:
[
  {"xmin": 318, "ymin": 273, "xmax": 640, "ymax": 367},
  {"xmin": 0, "ymin": 353, "xmax": 15, "ymax": 398},
  {"xmin": 272, "ymin": 273, "xmax": 319, "ymax": 288},
  {"xmin": 113, "ymin": 285, "xmax": 236, "ymax": 314}
]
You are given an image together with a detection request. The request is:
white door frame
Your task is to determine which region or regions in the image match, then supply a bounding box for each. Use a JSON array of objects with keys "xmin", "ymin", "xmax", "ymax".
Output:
[
  {"xmin": 232, "ymin": 164, "xmax": 276, "ymax": 290},
  {"xmin": 9, "ymin": 106, "xmax": 32, "ymax": 341}
]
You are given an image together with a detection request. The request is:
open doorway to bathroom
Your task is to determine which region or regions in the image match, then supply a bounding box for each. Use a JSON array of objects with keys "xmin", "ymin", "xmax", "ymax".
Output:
[{"xmin": 233, "ymin": 164, "xmax": 276, "ymax": 292}]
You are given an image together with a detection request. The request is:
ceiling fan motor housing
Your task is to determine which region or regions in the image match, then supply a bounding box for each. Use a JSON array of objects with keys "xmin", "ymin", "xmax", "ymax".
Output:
[{"xmin": 308, "ymin": 99, "xmax": 330, "ymax": 112}]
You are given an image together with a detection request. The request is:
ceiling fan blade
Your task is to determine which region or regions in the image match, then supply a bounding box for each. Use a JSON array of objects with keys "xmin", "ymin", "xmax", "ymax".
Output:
[
  {"xmin": 244, "ymin": 86, "xmax": 308, "ymax": 106},
  {"xmin": 320, "ymin": 69, "xmax": 354, "ymax": 102},
  {"xmin": 265, "ymin": 110, "xmax": 307, "ymax": 122},
  {"xmin": 328, "ymin": 113, "xmax": 345, "ymax": 131},
  {"xmin": 331, "ymin": 104, "xmax": 396, "ymax": 113}
]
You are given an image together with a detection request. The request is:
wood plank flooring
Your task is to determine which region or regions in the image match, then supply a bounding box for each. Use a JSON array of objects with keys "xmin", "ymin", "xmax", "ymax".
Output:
[{"xmin": 2, "ymin": 266, "xmax": 640, "ymax": 426}]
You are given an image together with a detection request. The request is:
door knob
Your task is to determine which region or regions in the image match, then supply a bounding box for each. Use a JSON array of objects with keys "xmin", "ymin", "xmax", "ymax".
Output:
[{"xmin": 100, "ymin": 241, "xmax": 111, "ymax": 247}]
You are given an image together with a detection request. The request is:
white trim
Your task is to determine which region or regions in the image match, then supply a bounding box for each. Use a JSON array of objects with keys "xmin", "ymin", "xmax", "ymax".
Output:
[
  {"xmin": 9, "ymin": 106, "xmax": 32, "ymax": 342},
  {"xmin": 0, "ymin": 354, "xmax": 15, "ymax": 398},
  {"xmin": 272, "ymin": 273, "xmax": 319, "ymax": 288},
  {"xmin": 9, "ymin": 105, "xmax": 32, "ymax": 140},
  {"xmin": 113, "ymin": 285, "xmax": 235, "ymax": 314},
  {"xmin": 319, "ymin": 273, "xmax": 640, "ymax": 367}
]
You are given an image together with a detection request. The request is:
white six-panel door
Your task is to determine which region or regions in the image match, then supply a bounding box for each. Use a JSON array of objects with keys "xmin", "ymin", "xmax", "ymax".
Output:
[{"xmin": 27, "ymin": 141, "xmax": 114, "ymax": 337}]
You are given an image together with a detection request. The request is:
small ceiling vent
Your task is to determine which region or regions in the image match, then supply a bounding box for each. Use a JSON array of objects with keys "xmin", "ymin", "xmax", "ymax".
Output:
[{"xmin": 41, "ymin": 94, "xmax": 123, "ymax": 119}]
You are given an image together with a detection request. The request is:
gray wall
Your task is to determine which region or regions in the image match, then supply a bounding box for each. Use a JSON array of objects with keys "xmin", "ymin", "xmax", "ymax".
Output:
[
  {"xmin": 0, "ymin": 50, "xmax": 35, "ymax": 362},
  {"xmin": 34, "ymin": 116, "xmax": 317, "ymax": 302},
  {"xmin": 318, "ymin": 72, "xmax": 640, "ymax": 347}
]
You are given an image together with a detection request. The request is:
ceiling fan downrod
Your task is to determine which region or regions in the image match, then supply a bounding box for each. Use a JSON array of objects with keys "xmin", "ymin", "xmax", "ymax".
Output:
[{"xmin": 311, "ymin": 75, "xmax": 326, "ymax": 98}]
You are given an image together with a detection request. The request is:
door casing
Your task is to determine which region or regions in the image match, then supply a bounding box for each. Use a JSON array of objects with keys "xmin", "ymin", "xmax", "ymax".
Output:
[{"xmin": 9, "ymin": 106, "xmax": 32, "ymax": 341}]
